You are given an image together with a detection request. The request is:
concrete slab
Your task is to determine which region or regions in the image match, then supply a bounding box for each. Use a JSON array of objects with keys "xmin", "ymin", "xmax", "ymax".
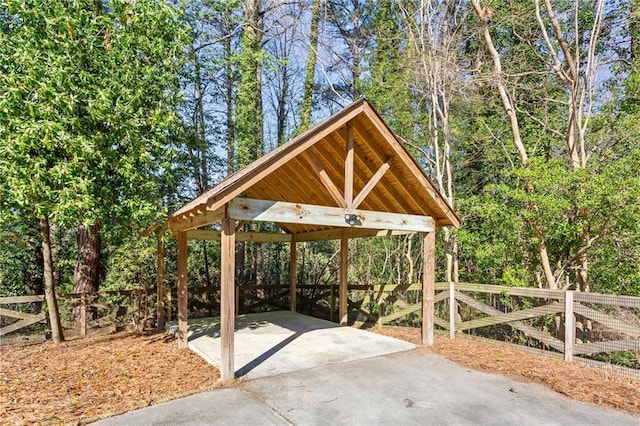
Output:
[
  {"xmin": 169, "ymin": 311, "xmax": 416, "ymax": 379},
  {"xmin": 245, "ymin": 351, "xmax": 640, "ymax": 426},
  {"xmin": 93, "ymin": 388, "xmax": 288, "ymax": 426},
  {"xmin": 94, "ymin": 350, "xmax": 640, "ymax": 426}
]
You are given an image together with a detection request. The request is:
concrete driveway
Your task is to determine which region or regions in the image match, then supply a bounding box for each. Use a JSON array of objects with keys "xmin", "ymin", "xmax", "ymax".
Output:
[{"xmin": 93, "ymin": 350, "xmax": 639, "ymax": 425}]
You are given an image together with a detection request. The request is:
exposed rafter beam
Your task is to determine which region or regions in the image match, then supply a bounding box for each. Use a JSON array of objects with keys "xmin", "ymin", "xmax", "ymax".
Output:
[
  {"xmin": 362, "ymin": 103, "xmax": 460, "ymax": 228},
  {"xmin": 204, "ymin": 103, "xmax": 366, "ymax": 213},
  {"xmin": 352, "ymin": 158, "xmax": 391, "ymax": 209},
  {"xmin": 303, "ymin": 152, "xmax": 346, "ymax": 208},
  {"xmin": 169, "ymin": 206, "xmax": 224, "ymax": 232},
  {"xmin": 228, "ymin": 198, "xmax": 435, "ymax": 233},
  {"xmin": 348, "ymin": 121, "xmax": 425, "ymax": 215}
]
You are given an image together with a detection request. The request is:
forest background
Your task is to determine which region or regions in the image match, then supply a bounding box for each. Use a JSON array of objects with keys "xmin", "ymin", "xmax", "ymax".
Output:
[{"xmin": 1, "ymin": 0, "xmax": 639, "ymax": 338}]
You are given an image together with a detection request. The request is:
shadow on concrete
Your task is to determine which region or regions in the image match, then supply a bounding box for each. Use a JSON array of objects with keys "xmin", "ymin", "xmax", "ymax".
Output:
[
  {"xmin": 235, "ymin": 330, "xmax": 304, "ymax": 377},
  {"xmin": 167, "ymin": 311, "xmax": 416, "ymax": 380}
]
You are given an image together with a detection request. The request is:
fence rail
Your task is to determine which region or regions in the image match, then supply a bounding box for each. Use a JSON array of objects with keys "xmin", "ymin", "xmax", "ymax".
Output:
[
  {"xmin": 59, "ymin": 289, "xmax": 147, "ymax": 335},
  {"xmin": 0, "ymin": 290, "xmax": 148, "ymax": 343},
  {"xmin": 431, "ymin": 282, "xmax": 640, "ymax": 378},
  {"xmin": 0, "ymin": 295, "xmax": 46, "ymax": 339}
]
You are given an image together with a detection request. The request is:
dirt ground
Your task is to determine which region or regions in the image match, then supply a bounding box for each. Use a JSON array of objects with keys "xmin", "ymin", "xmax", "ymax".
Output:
[{"xmin": 1, "ymin": 327, "xmax": 639, "ymax": 425}]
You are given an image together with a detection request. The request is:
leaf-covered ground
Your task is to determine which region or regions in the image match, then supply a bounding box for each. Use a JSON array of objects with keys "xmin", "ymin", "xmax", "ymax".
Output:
[
  {"xmin": 1, "ymin": 327, "xmax": 639, "ymax": 425},
  {"xmin": 1, "ymin": 331, "xmax": 221, "ymax": 425}
]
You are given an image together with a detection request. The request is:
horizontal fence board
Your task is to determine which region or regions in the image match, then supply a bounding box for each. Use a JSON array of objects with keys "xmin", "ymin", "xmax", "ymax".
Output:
[
  {"xmin": 240, "ymin": 290, "xmax": 290, "ymax": 312},
  {"xmin": 380, "ymin": 302, "xmax": 421, "ymax": 323},
  {"xmin": 455, "ymin": 292, "xmax": 565, "ymax": 352},
  {"xmin": 0, "ymin": 312, "xmax": 46, "ymax": 336},
  {"xmin": 0, "ymin": 307, "xmax": 39, "ymax": 320},
  {"xmin": 61, "ymin": 290, "xmax": 135, "ymax": 299},
  {"xmin": 0, "ymin": 295, "xmax": 45, "ymax": 304},
  {"xmin": 434, "ymin": 316, "xmax": 450, "ymax": 330},
  {"xmin": 452, "ymin": 282, "xmax": 565, "ymax": 300},
  {"xmin": 573, "ymin": 339, "xmax": 640, "ymax": 356},
  {"xmin": 434, "ymin": 291, "xmax": 449, "ymax": 304},
  {"xmin": 458, "ymin": 304, "xmax": 564, "ymax": 331},
  {"xmin": 374, "ymin": 283, "xmax": 422, "ymax": 292},
  {"xmin": 573, "ymin": 304, "xmax": 640, "ymax": 338},
  {"xmin": 573, "ymin": 292, "xmax": 640, "ymax": 308}
]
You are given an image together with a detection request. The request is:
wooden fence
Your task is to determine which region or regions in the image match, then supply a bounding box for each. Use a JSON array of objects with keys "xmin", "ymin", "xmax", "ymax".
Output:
[
  {"xmin": 58, "ymin": 289, "xmax": 148, "ymax": 335},
  {"xmin": 0, "ymin": 295, "xmax": 47, "ymax": 342},
  {"xmin": 431, "ymin": 283, "xmax": 640, "ymax": 378},
  {"xmin": 163, "ymin": 283, "xmax": 379, "ymax": 323},
  {"xmin": 0, "ymin": 289, "xmax": 147, "ymax": 343},
  {"xmin": 165, "ymin": 281, "xmax": 640, "ymax": 377}
]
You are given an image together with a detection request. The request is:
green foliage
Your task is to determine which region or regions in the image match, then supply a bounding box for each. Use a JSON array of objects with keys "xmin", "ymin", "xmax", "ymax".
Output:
[
  {"xmin": 102, "ymin": 236, "xmax": 158, "ymax": 291},
  {"xmin": 233, "ymin": 3, "xmax": 264, "ymax": 170},
  {"xmin": 0, "ymin": 218, "xmax": 42, "ymax": 296},
  {"xmin": 0, "ymin": 0, "xmax": 187, "ymax": 229},
  {"xmin": 0, "ymin": 0, "xmax": 189, "ymax": 297},
  {"xmin": 360, "ymin": 1, "xmax": 414, "ymax": 140}
]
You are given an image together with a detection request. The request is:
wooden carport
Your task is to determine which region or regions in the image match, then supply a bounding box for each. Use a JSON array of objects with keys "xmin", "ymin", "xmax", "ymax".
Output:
[{"xmin": 155, "ymin": 99, "xmax": 459, "ymax": 381}]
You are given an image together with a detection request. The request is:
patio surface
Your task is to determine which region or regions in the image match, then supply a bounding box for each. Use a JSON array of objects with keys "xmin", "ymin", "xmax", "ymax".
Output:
[{"xmin": 168, "ymin": 311, "xmax": 415, "ymax": 379}]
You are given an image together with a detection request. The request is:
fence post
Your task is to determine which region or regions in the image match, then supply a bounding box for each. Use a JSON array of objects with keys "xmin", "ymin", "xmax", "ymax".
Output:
[
  {"xmin": 80, "ymin": 292, "xmax": 87, "ymax": 337},
  {"xmin": 564, "ymin": 290, "xmax": 575, "ymax": 362},
  {"xmin": 377, "ymin": 300, "xmax": 385, "ymax": 330},
  {"xmin": 449, "ymin": 282, "xmax": 456, "ymax": 339}
]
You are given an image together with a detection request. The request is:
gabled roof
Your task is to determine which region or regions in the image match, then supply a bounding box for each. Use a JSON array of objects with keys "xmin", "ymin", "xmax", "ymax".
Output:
[{"xmin": 168, "ymin": 99, "xmax": 459, "ymax": 235}]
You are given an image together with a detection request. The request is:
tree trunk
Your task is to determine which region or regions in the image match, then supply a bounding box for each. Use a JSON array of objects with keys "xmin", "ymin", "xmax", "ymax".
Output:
[
  {"xmin": 193, "ymin": 47, "xmax": 209, "ymax": 193},
  {"xmin": 299, "ymin": 0, "xmax": 321, "ymax": 132},
  {"xmin": 73, "ymin": 219, "xmax": 102, "ymax": 322},
  {"xmin": 223, "ymin": 6, "xmax": 235, "ymax": 176},
  {"xmin": 40, "ymin": 217, "xmax": 64, "ymax": 343},
  {"xmin": 235, "ymin": 0, "xmax": 263, "ymax": 169}
]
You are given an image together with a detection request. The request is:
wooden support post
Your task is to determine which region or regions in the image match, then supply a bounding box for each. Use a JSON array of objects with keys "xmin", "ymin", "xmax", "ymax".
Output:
[
  {"xmin": 345, "ymin": 121, "xmax": 354, "ymax": 208},
  {"xmin": 422, "ymin": 232, "xmax": 435, "ymax": 346},
  {"xmin": 330, "ymin": 284, "xmax": 335, "ymax": 322},
  {"xmin": 80, "ymin": 292, "xmax": 87, "ymax": 337},
  {"xmin": 156, "ymin": 238, "xmax": 165, "ymax": 331},
  {"xmin": 564, "ymin": 291, "xmax": 575, "ymax": 362},
  {"xmin": 377, "ymin": 300, "xmax": 385, "ymax": 330},
  {"xmin": 449, "ymin": 281, "xmax": 456, "ymax": 339},
  {"xmin": 221, "ymin": 215, "xmax": 236, "ymax": 381},
  {"xmin": 177, "ymin": 231, "xmax": 188, "ymax": 349},
  {"xmin": 290, "ymin": 236, "xmax": 297, "ymax": 312},
  {"xmin": 339, "ymin": 232, "xmax": 348, "ymax": 325}
]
